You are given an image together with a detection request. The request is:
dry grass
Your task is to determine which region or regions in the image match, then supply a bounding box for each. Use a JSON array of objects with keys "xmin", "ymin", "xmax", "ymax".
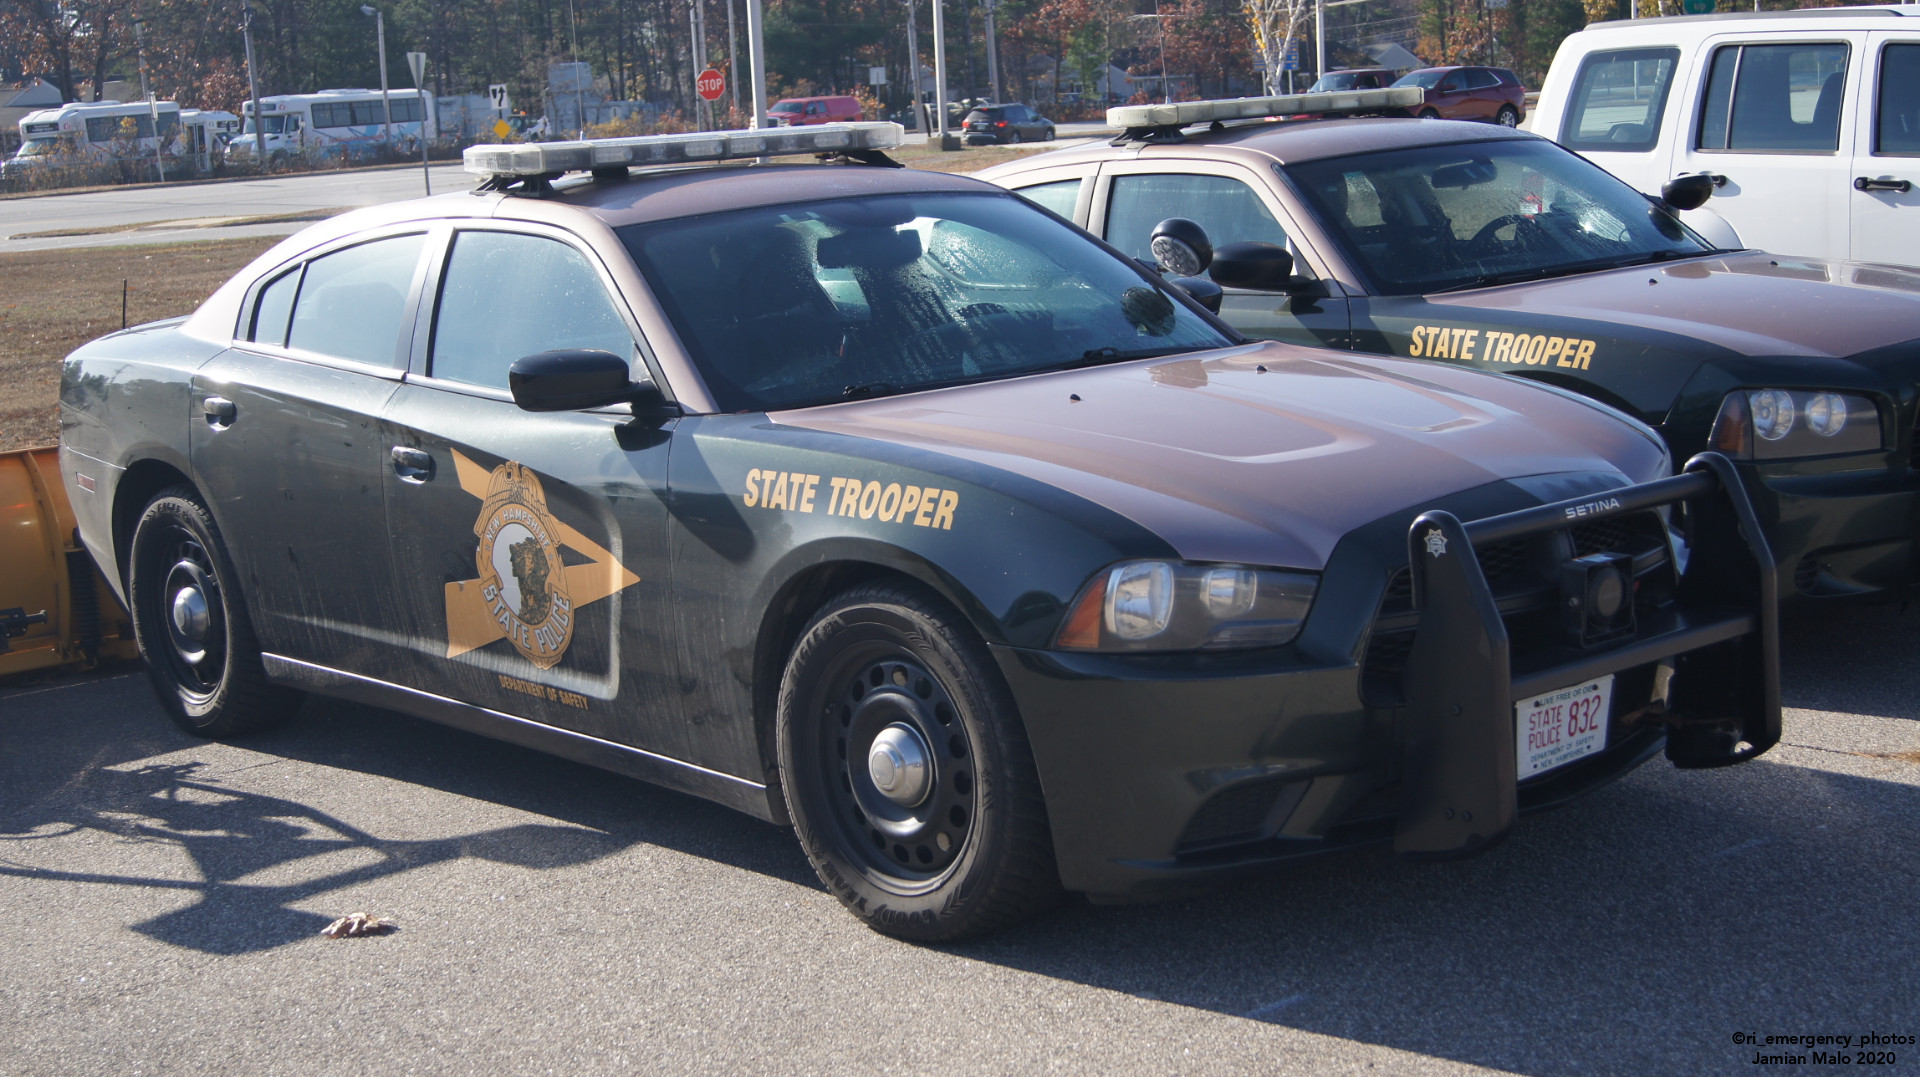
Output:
[{"xmin": 0, "ymin": 237, "xmax": 280, "ymax": 452}]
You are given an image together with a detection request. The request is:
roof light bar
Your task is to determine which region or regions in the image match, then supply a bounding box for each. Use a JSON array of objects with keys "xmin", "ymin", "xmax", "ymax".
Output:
[
  {"xmin": 463, "ymin": 121, "xmax": 906, "ymax": 179},
  {"xmin": 1108, "ymin": 87, "xmax": 1425, "ymax": 130}
]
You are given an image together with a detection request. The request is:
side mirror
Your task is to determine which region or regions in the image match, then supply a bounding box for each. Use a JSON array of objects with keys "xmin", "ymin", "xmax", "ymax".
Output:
[
  {"xmin": 1209, "ymin": 242, "xmax": 1297, "ymax": 292},
  {"xmin": 509, "ymin": 349, "xmax": 672, "ymax": 415},
  {"xmin": 1659, "ymin": 173, "xmax": 1716, "ymax": 213},
  {"xmin": 1170, "ymin": 276, "xmax": 1223, "ymax": 314},
  {"xmin": 1150, "ymin": 217, "xmax": 1213, "ymax": 277}
]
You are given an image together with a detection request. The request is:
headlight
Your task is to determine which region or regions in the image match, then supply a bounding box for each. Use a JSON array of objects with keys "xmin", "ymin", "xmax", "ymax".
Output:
[
  {"xmin": 1708, "ymin": 389, "xmax": 1881, "ymax": 460},
  {"xmin": 1057, "ymin": 561, "xmax": 1318, "ymax": 652}
]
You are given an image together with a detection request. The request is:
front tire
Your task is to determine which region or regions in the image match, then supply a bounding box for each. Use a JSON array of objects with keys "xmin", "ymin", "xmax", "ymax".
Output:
[
  {"xmin": 1043, "ymin": 127, "xmax": 1056, "ymax": 141},
  {"xmin": 1419, "ymin": 108, "xmax": 1441, "ymax": 120},
  {"xmin": 776, "ymin": 582, "xmax": 1059, "ymax": 940},
  {"xmin": 128, "ymin": 486, "xmax": 301, "ymax": 738}
]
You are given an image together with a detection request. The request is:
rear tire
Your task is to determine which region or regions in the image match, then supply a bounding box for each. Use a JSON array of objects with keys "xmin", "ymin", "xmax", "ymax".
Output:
[
  {"xmin": 127, "ymin": 486, "xmax": 301, "ymax": 738},
  {"xmin": 1419, "ymin": 108, "xmax": 1441, "ymax": 120},
  {"xmin": 776, "ymin": 582, "xmax": 1059, "ymax": 941},
  {"xmin": 1495, "ymin": 105, "xmax": 1520, "ymax": 127}
]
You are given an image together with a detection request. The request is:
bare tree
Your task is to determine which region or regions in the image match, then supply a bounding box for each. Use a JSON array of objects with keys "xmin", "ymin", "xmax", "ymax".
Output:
[{"xmin": 1243, "ymin": 0, "xmax": 1311, "ymax": 94}]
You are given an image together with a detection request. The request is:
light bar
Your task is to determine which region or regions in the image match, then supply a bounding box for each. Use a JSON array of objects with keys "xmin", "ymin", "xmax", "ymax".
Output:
[
  {"xmin": 1107, "ymin": 87, "xmax": 1425, "ymax": 130},
  {"xmin": 463, "ymin": 121, "xmax": 906, "ymax": 179}
]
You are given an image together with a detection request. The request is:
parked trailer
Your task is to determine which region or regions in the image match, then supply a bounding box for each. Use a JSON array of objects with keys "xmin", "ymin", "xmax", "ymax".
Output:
[
  {"xmin": 0, "ymin": 447, "xmax": 138, "ymax": 681},
  {"xmin": 228, "ymin": 88, "xmax": 436, "ymax": 166}
]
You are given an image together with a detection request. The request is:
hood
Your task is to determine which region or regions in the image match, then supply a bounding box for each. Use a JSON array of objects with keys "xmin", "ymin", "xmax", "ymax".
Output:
[
  {"xmin": 776, "ymin": 341, "xmax": 1666, "ymax": 569},
  {"xmin": 1436, "ymin": 251, "xmax": 1920, "ymax": 361}
]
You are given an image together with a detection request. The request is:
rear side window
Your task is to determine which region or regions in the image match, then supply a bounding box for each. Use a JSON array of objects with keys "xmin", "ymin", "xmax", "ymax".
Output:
[
  {"xmin": 1560, "ymin": 47, "xmax": 1681, "ymax": 152},
  {"xmin": 1465, "ymin": 69, "xmax": 1501, "ymax": 90},
  {"xmin": 249, "ymin": 267, "xmax": 301, "ymax": 346},
  {"xmin": 1698, "ymin": 42, "xmax": 1848, "ymax": 153},
  {"xmin": 1105, "ymin": 174, "xmax": 1288, "ymax": 262},
  {"xmin": 285, "ymin": 234, "xmax": 425, "ymax": 366},
  {"xmin": 1875, "ymin": 43, "xmax": 1920, "ymax": 156}
]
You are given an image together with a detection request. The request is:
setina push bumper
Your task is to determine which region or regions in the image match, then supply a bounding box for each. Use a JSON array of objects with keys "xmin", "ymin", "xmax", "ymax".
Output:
[{"xmin": 995, "ymin": 452, "xmax": 1780, "ymax": 898}]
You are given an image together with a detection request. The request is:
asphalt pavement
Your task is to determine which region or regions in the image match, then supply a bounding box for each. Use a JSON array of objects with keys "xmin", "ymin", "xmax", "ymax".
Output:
[{"xmin": 2, "ymin": 601, "xmax": 1914, "ymax": 1075}]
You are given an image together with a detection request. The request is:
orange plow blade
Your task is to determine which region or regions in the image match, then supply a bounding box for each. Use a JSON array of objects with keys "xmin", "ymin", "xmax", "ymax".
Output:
[{"xmin": 0, "ymin": 446, "xmax": 138, "ymax": 680}]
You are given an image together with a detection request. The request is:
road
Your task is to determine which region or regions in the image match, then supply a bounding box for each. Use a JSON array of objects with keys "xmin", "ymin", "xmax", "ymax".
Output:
[
  {"xmin": 0, "ymin": 125, "xmax": 1116, "ymax": 255},
  {"xmin": 2, "ymin": 602, "xmax": 1914, "ymax": 1075}
]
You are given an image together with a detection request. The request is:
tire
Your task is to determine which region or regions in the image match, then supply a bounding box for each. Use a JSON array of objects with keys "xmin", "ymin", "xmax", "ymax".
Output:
[
  {"xmin": 1419, "ymin": 108, "xmax": 1441, "ymax": 120},
  {"xmin": 1495, "ymin": 105, "xmax": 1520, "ymax": 127},
  {"xmin": 127, "ymin": 486, "xmax": 301, "ymax": 738},
  {"xmin": 776, "ymin": 582, "xmax": 1059, "ymax": 941},
  {"xmin": 1044, "ymin": 127, "xmax": 1055, "ymax": 141}
]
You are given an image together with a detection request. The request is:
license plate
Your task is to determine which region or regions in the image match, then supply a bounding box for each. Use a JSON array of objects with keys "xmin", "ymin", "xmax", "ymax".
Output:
[{"xmin": 1515, "ymin": 675, "xmax": 1613, "ymax": 779}]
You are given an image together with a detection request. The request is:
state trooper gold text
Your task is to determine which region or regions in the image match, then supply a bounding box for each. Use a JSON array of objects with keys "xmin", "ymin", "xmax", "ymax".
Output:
[
  {"xmin": 1408, "ymin": 324, "xmax": 1597, "ymax": 371},
  {"xmin": 743, "ymin": 468, "xmax": 959, "ymax": 530}
]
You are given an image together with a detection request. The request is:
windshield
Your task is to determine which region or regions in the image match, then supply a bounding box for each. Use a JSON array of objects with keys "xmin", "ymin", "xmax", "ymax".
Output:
[
  {"xmin": 620, "ymin": 191, "xmax": 1231, "ymax": 412},
  {"xmin": 770, "ymin": 100, "xmax": 807, "ymax": 113},
  {"xmin": 242, "ymin": 115, "xmax": 287, "ymax": 134},
  {"xmin": 1311, "ymin": 72, "xmax": 1379, "ymax": 91},
  {"xmin": 17, "ymin": 136, "xmax": 64, "ymax": 157},
  {"xmin": 1287, "ymin": 138, "xmax": 1714, "ymax": 296},
  {"xmin": 1392, "ymin": 70, "xmax": 1446, "ymax": 90}
]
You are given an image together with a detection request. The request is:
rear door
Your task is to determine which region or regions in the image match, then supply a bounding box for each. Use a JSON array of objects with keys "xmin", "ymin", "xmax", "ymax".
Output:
[
  {"xmin": 1093, "ymin": 160, "xmax": 1352, "ymax": 349},
  {"xmin": 1848, "ymin": 33, "xmax": 1920, "ymax": 267},
  {"xmin": 1671, "ymin": 32, "xmax": 1864, "ymax": 259},
  {"xmin": 378, "ymin": 222, "xmax": 683, "ymax": 754},
  {"xmin": 189, "ymin": 228, "xmax": 428, "ymax": 681}
]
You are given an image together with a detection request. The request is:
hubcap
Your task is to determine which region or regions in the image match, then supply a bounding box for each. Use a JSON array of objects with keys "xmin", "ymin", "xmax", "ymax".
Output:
[
  {"xmin": 163, "ymin": 558, "xmax": 215, "ymax": 666},
  {"xmin": 868, "ymin": 723, "xmax": 932, "ymax": 806},
  {"xmin": 171, "ymin": 586, "xmax": 209, "ymax": 643}
]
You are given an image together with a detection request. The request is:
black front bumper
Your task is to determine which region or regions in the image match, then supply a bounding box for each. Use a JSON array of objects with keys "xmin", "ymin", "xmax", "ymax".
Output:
[{"xmin": 998, "ymin": 454, "xmax": 1779, "ymax": 897}]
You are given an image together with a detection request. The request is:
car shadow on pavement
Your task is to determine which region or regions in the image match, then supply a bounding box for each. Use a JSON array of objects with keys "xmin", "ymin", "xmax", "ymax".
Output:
[{"xmin": 0, "ymin": 672, "xmax": 817, "ymax": 956}]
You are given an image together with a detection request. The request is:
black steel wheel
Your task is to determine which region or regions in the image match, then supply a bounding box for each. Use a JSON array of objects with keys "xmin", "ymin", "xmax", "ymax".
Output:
[
  {"xmin": 127, "ymin": 486, "xmax": 300, "ymax": 738},
  {"xmin": 777, "ymin": 581, "xmax": 1058, "ymax": 940}
]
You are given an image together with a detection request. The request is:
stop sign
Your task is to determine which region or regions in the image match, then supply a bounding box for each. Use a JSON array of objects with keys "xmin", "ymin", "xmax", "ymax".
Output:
[{"xmin": 696, "ymin": 68, "xmax": 725, "ymax": 102}]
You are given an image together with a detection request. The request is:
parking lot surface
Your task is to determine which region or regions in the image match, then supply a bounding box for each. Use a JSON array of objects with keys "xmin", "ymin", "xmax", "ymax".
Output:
[{"xmin": 2, "ymin": 602, "xmax": 1914, "ymax": 1075}]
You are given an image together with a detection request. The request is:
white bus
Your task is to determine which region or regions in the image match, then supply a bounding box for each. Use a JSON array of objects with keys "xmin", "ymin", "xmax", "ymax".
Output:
[
  {"xmin": 2, "ymin": 100, "xmax": 238, "ymax": 182},
  {"xmin": 228, "ymin": 88, "xmax": 436, "ymax": 166}
]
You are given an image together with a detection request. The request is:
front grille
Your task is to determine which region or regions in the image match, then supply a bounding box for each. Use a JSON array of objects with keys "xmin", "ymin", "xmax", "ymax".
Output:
[{"xmin": 1361, "ymin": 510, "xmax": 1673, "ymax": 706}]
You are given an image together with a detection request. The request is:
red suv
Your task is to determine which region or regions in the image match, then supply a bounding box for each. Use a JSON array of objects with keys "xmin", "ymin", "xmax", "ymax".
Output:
[{"xmin": 1392, "ymin": 66, "xmax": 1525, "ymax": 126}]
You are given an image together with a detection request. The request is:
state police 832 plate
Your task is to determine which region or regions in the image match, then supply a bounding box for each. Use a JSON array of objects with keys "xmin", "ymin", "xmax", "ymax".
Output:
[{"xmin": 1516, "ymin": 675, "xmax": 1613, "ymax": 779}]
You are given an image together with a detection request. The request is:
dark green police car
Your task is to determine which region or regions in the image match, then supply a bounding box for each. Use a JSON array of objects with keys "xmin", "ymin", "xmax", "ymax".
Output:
[
  {"xmin": 61, "ymin": 123, "xmax": 1778, "ymax": 940},
  {"xmin": 982, "ymin": 91, "xmax": 1920, "ymax": 603}
]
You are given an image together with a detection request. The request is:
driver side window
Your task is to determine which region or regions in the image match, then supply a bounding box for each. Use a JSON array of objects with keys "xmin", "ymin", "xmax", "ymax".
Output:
[
  {"xmin": 430, "ymin": 230, "xmax": 635, "ymax": 390},
  {"xmin": 1105, "ymin": 173, "xmax": 1289, "ymax": 263}
]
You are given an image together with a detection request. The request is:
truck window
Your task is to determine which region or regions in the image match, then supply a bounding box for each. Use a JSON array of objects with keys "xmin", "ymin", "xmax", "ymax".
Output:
[
  {"xmin": 1105, "ymin": 174, "xmax": 1288, "ymax": 262},
  {"xmin": 1875, "ymin": 44, "xmax": 1920, "ymax": 156},
  {"xmin": 1697, "ymin": 42, "xmax": 1848, "ymax": 154},
  {"xmin": 1559, "ymin": 47, "xmax": 1681, "ymax": 152}
]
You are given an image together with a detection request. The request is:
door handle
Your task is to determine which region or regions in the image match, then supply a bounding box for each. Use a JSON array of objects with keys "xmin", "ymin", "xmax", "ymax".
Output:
[
  {"xmin": 390, "ymin": 446, "xmax": 435, "ymax": 483},
  {"xmin": 201, "ymin": 396, "xmax": 236, "ymax": 428},
  {"xmin": 1678, "ymin": 171, "xmax": 1729, "ymax": 188},
  {"xmin": 1854, "ymin": 176, "xmax": 1913, "ymax": 194}
]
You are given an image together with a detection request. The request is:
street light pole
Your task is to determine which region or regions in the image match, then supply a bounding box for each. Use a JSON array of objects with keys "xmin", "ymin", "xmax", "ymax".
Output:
[
  {"xmin": 131, "ymin": 15, "xmax": 166, "ymax": 183},
  {"xmin": 361, "ymin": 5, "xmax": 393, "ymax": 143},
  {"xmin": 241, "ymin": 5, "xmax": 263, "ymax": 175},
  {"xmin": 983, "ymin": 0, "xmax": 1000, "ymax": 103},
  {"xmin": 904, "ymin": 0, "xmax": 921, "ymax": 131},
  {"xmin": 932, "ymin": 0, "xmax": 953, "ymax": 148},
  {"xmin": 746, "ymin": 0, "xmax": 768, "ymax": 128}
]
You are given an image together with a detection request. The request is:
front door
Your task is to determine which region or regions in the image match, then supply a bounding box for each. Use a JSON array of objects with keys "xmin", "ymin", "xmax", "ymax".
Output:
[
  {"xmin": 380, "ymin": 224, "xmax": 682, "ymax": 753},
  {"xmin": 1095, "ymin": 163, "xmax": 1352, "ymax": 350},
  {"xmin": 1672, "ymin": 33, "xmax": 1863, "ymax": 259},
  {"xmin": 1849, "ymin": 34, "xmax": 1920, "ymax": 267}
]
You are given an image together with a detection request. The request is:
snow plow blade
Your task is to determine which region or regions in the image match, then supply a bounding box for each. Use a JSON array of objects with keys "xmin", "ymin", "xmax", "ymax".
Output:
[{"xmin": 0, "ymin": 446, "xmax": 137, "ymax": 680}]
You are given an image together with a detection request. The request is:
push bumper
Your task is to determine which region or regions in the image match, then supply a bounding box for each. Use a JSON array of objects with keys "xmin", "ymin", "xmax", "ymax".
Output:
[{"xmin": 1001, "ymin": 453, "xmax": 1779, "ymax": 897}]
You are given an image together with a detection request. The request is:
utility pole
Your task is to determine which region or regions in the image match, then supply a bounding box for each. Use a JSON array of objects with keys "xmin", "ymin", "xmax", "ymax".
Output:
[
  {"xmin": 747, "ymin": 0, "xmax": 768, "ymax": 128},
  {"xmin": 131, "ymin": 14, "xmax": 166, "ymax": 183},
  {"xmin": 241, "ymin": 5, "xmax": 263, "ymax": 174},
  {"xmin": 1315, "ymin": 0, "xmax": 1326, "ymax": 88},
  {"xmin": 905, "ymin": 0, "xmax": 921, "ymax": 130},
  {"xmin": 726, "ymin": 0, "xmax": 740, "ymax": 119},
  {"xmin": 984, "ymin": 0, "xmax": 1000, "ymax": 103},
  {"xmin": 567, "ymin": 0, "xmax": 586, "ymax": 135},
  {"xmin": 932, "ymin": 0, "xmax": 954, "ymax": 148},
  {"xmin": 360, "ymin": 6, "xmax": 393, "ymax": 142}
]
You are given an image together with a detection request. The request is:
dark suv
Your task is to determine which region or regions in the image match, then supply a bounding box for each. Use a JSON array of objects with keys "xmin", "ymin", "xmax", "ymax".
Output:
[
  {"xmin": 1393, "ymin": 66, "xmax": 1526, "ymax": 126},
  {"xmin": 962, "ymin": 104, "xmax": 1055, "ymax": 145}
]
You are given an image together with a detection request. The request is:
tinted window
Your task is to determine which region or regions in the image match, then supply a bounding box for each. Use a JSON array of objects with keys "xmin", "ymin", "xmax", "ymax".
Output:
[
  {"xmin": 1106, "ymin": 174, "xmax": 1288, "ymax": 262},
  {"xmin": 1439, "ymin": 73, "xmax": 1466, "ymax": 93},
  {"xmin": 1395, "ymin": 70, "xmax": 1446, "ymax": 90},
  {"xmin": 1014, "ymin": 180, "xmax": 1080, "ymax": 217},
  {"xmin": 620, "ymin": 192, "xmax": 1230, "ymax": 412},
  {"xmin": 1465, "ymin": 69, "xmax": 1500, "ymax": 90},
  {"xmin": 430, "ymin": 231, "xmax": 634, "ymax": 389},
  {"xmin": 1289, "ymin": 139, "xmax": 1710, "ymax": 296},
  {"xmin": 1875, "ymin": 44, "xmax": 1920, "ymax": 156},
  {"xmin": 286, "ymin": 234, "xmax": 425, "ymax": 366},
  {"xmin": 1698, "ymin": 42, "xmax": 1848, "ymax": 153},
  {"xmin": 250, "ymin": 267, "xmax": 301, "ymax": 346},
  {"xmin": 1560, "ymin": 47, "xmax": 1680, "ymax": 152}
]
